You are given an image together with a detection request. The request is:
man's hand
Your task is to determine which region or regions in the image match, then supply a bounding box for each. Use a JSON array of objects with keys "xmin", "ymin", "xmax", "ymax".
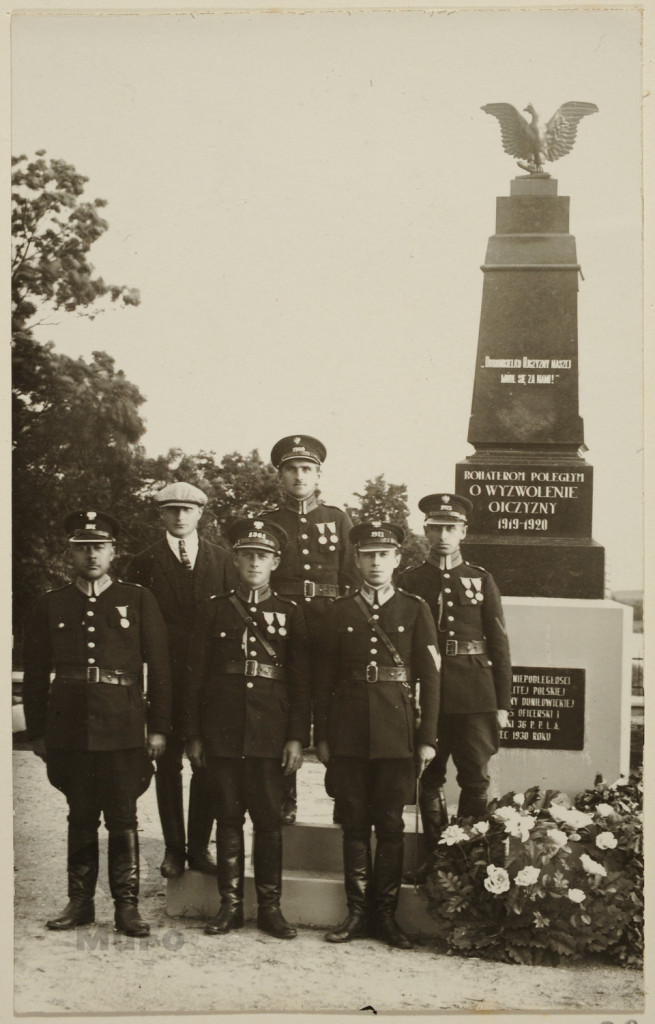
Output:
[
  {"xmin": 415, "ymin": 743, "xmax": 435, "ymax": 778},
  {"xmin": 281, "ymin": 740, "xmax": 303, "ymax": 775},
  {"xmin": 186, "ymin": 736, "xmax": 205, "ymax": 770},
  {"xmin": 31, "ymin": 737, "xmax": 47, "ymax": 762},
  {"xmin": 497, "ymin": 709, "xmax": 510, "ymax": 730},
  {"xmin": 147, "ymin": 732, "xmax": 167, "ymax": 760},
  {"xmin": 315, "ymin": 739, "xmax": 330, "ymax": 765}
]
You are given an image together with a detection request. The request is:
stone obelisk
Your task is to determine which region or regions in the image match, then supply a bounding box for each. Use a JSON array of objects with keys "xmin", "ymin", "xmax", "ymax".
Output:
[{"xmin": 455, "ymin": 172, "xmax": 604, "ymax": 598}]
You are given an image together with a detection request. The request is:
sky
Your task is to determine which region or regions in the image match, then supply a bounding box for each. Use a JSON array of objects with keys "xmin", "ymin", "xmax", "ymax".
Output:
[{"xmin": 10, "ymin": 6, "xmax": 643, "ymax": 590}]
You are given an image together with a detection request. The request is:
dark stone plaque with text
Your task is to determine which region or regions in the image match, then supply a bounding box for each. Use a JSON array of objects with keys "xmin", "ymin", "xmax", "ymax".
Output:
[{"xmin": 499, "ymin": 667, "xmax": 585, "ymax": 750}]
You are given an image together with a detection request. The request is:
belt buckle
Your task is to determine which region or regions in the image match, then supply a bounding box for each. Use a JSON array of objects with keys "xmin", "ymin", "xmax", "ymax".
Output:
[
  {"xmin": 86, "ymin": 666, "xmax": 100, "ymax": 683},
  {"xmin": 245, "ymin": 659, "xmax": 258, "ymax": 677},
  {"xmin": 303, "ymin": 580, "xmax": 316, "ymax": 599},
  {"xmin": 445, "ymin": 639, "xmax": 457, "ymax": 656},
  {"xmin": 365, "ymin": 664, "xmax": 378, "ymax": 683}
]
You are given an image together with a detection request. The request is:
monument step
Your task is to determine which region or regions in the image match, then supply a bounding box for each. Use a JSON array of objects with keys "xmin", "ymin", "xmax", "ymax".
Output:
[
  {"xmin": 166, "ymin": 865, "xmax": 437, "ymax": 935},
  {"xmin": 281, "ymin": 816, "xmax": 427, "ymax": 872}
]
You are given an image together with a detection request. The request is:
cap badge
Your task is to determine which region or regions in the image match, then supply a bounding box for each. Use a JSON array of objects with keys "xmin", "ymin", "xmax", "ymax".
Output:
[
  {"xmin": 372, "ymin": 521, "xmax": 381, "ymax": 528},
  {"xmin": 442, "ymin": 495, "xmax": 450, "ymax": 502},
  {"xmin": 293, "ymin": 436, "xmax": 301, "ymax": 444},
  {"xmin": 254, "ymin": 521, "xmax": 264, "ymax": 529}
]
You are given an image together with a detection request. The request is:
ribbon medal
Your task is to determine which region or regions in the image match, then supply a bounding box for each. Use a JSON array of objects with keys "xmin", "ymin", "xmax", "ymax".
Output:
[
  {"xmin": 316, "ymin": 521, "xmax": 338, "ymax": 551},
  {"xmin": 264, "ymin": 611, "xmax": 287, "ymax": 636},
  {"xmin": 116, "ymin": 605, "xmax": 130, "ymax": 629}
]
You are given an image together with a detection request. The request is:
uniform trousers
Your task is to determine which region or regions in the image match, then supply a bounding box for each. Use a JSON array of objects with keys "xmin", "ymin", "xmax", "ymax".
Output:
[
  {"xmin": 205, "ymin": 757, "xmax": 284, "ymax": 832},
  {"xmin": 46, "ymin": 749, "xmax": 154, "ymax": 832},
  {"xmin": 327, "ymin": 757, "xmax": 415, "ymax": 842},
  {"xmin": 422, "ymin": 711, "xmax": 499, "ymax": 801}
]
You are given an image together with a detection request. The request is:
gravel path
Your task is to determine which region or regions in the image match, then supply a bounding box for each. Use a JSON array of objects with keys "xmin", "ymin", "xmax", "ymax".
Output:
[{"xmin": 13, "ymin": 749, "xmax": 643, "ymax": 1017}]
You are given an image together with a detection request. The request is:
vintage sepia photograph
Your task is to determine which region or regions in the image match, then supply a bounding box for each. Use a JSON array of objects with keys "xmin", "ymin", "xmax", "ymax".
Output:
[{"xmin": 10, "ymin": 3, "xmax": 645, "ymax": 1020}]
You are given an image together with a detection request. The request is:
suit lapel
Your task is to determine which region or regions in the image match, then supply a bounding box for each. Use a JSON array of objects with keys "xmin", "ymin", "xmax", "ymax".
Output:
[
  {"xmin": 156, "ymin": 537, "xmax": 185, "ymax": 606},
  {"xmin": 193, "ymin": 539, "xmax": 210, "ymax": 601}
]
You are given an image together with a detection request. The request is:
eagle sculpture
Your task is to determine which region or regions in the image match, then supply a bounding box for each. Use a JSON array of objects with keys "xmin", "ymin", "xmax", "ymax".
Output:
[{"xmin": 481, "ymin": 102, "xmax": 598, "ymax": 174}]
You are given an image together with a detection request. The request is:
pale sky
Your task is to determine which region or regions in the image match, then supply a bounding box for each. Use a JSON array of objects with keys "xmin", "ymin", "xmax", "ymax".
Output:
[{"xmin": 11, "ymin": 7, "xmax": 643, "ymax": 589}]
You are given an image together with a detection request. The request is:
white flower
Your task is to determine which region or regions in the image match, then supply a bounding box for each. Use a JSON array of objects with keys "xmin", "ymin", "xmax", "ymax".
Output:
[
  {"xmin": 567, "ymin": 888, "xmax": 586, "ymax": 903},
  {"xmin": 548, "ymin": 805, "xmax": 594, "ymax": 830},
  {"xmin": 596, "ymin": 803, "xmax": 614, "ymax": 817},
  {"xmin": 595, "ymin": 831, "xmax": 618, "ymax": 851},
  {"xmin": 569, "ymin": 833, "xmax": 581, "ymax": 842},
  {"xmin": 513, "ymin": 793, "xmax": 525, "ymax": 806},
  {"xmin": 546, "ymin": 828, "xmax": 568, "ymax": 848},
  {"xmin": 438, "ymin": 824, "xmax": 469, "ymax": 846},
  {"xmin": 494, "ymin": 806, "xmax": 535, "ymax": 841},
  {"xmin": 580, "ymin": 853, "xmax": 607, "ymax": 877},
  {"xmin": 514, "ymin": 865, "xmax": 540, "ymax": 887},
  {"xmin": 471, "ymin": 820, "xmax": 489, "ymax": 835},
  {"xmin": 483, "ymin": 865, "xmax": 510, "ymax": 895}
]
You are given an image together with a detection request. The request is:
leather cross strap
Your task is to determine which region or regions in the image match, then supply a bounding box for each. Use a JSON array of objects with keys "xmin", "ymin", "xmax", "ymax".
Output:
[
  {"xmin": 353, "ymin": 594, "xmax": 405, "ymax": 668},
  {"xmin": 228, "ymin": 594, "xmax": 279, "ymax": 662}
]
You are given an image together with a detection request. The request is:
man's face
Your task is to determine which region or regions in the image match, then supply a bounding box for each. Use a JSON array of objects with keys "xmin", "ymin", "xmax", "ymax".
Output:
[
  {"xmin": 355, "ymin": 547, "xmax": 401, "ymax": 588},
  {"xmin": 160, "ymin": 504, "xmax": 203, "ymax": 538},
  {"xmin": 424, "ymin": 522, "xmax": 467, "ymax": 558},
  {"xmin": 70, "ymin": 542, "xmax": 115, "ymax": 581},
  {"xmin": 233, "ymin": 548, "xmax": 280, "ymax": 590},
  {"xmin": 278, "ymin": 459, "xmax": 321, "ymax": 500}
]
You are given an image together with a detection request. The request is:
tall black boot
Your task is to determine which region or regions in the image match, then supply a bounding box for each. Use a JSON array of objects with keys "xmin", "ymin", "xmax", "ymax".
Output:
[
  {"xmin": 412, "ymin": 785, "xmax": 448, "ymax": 883},
  {"xmin": 46, "ymin": 827, "xmax": 98, "ymax": 930},
  {"xmin": 254, "ymin": 829, "xmax": 297, "ymax": 939},
  {"xmin": 372, "ymin": 835, "xmax": 413, "ymax": 950},
  {"xmin": 187, "ymin": 769, "xmax": 217, "ymax": 874},
  {"xmin": 108, "ymin": 830, "xmax": 150, "ymax": 938},
  {"xmin": 325, "ymin": 837, "xmax": 372, "ymax": 943},
  {"xmin": 155, "ymin": 768, "xmax": 186, "ymax": 878},
  {"xmin": 205, "ymin": 827, "xmax": 245, "ymax": 935},
  {"xmin": 457, "ymin": 790, "xmax": 488, "ymax": 822},
  {"xmin": 280, "ymin": 772, "xmax": 297, "ymax": 826}
]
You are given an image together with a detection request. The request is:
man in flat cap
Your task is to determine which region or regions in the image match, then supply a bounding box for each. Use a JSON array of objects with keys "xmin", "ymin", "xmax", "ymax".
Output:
[
  {"xmin": 313, "ymin": 522, "xmax": 440, "ymax": 949},
  {"xmin": 398, "ymin": 494, "xmax": 512, "ymax": 875},
  {"xmin": 185, "ymin": 517, "xmax": 311, "ymax": 939},
  {"xmin": 266, "ymin": 435, "xmax": 359, "ymax": 824},
  {"xmin": 22, "ymin": 510, "xmax": 172, "ymax": 937},
  {"xmin": 127, "ymin": 482, "xmax": 236, "ymax": 878}
]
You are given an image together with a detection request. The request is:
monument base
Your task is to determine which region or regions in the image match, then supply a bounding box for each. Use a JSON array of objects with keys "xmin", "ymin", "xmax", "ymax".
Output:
[
  {"xmin": 475, "ymin": 597, "xmax": 632, "ymax": 802},
  {"xmin": 461, "ymin": 536, "xmax": 605, "ymax": 599}
]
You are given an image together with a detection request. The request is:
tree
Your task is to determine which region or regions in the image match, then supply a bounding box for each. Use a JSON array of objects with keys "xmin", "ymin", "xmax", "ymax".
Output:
[
  {"xmin": 12, "ymin": 151, "xmax": 140, "ymax": 334},
  {"xmin": 347, "ymin": 474, "xmax": 428, "ymax": 573}
]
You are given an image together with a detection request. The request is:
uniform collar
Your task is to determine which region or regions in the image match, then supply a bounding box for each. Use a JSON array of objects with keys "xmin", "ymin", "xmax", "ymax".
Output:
[
  {"xmin": 235, "ymin": 583, "xmax": 272, "ymax": 604},
  {"xmin": 427, "ymin": 550, "xmax": 463, "ymax": 571},
  {"xmin": 360, "ymin": 581, "xmax": 395, "ymax": 607},
  {"xmin": 283, "ymin": 493, "xmax": 319, "ymax": 515},
  {"xmin": 75, "ymin": 575, "xmax": 113, "ymax": 597}
]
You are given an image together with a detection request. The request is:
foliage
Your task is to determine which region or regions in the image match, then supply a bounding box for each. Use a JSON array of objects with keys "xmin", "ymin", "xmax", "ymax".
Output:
[
  {"xmin": 422, "ymin": 767, "xmax": 643, "ymax": 968},
  {"xmin": 12, "ymin": 151, "xmax": 139, "ymax": 334}
]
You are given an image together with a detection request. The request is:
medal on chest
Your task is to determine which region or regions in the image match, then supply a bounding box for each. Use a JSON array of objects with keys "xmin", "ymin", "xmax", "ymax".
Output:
[
  {"xmin": 263, "ymin": 611, "xmax": 287, "ymax": 637},
  {"xmin": 316, "ymin": 522, "xmax": 338, "ymax": 551},
  {"xmin": 116, "ymin": 605, "xmax": 131, "ymax": 628},
  {"xmin": 459, "ymin": 578, "xmax": 483, "ymax": 604}
]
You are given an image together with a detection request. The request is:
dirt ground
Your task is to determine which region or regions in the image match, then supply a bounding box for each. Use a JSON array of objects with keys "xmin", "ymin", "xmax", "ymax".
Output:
[{"xmin": 13, "ymin": 748, "xmax": 644, "ymax": 1018}]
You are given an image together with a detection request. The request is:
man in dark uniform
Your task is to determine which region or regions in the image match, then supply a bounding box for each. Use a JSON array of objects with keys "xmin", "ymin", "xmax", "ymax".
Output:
[
  {"xmin": 314, "ymin": 522, "xmax": 440, "ymax": 949},
  {"xmin": 22, "ymin": 510, "xmax": 172, "ymax": 937},
  {"xmin": 127, "ymin": 482, "xmax": 236, "ymax": 878},
  {"xmin": 398, "ymin": 493, "xmax": 512, "ymax": 871},
  {"xmin": 266, "ymin": 434, "xmax": 359, "ymax": 824},
  {"xmin": 185, "ymin": 517, "xmax": 311, "ymax": 939}
]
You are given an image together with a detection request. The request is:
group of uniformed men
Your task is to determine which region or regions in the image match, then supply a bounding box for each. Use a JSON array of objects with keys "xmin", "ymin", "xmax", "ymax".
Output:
[{"xmin": 22, "ymin": 434, "xmax": 511, "ymax": 949}]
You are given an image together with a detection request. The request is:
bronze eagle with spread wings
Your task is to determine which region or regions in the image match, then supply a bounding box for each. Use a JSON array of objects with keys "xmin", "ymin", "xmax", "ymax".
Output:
[{"xmin": 481, "ymin": 102, "xmax": 598, "ymax": 174}]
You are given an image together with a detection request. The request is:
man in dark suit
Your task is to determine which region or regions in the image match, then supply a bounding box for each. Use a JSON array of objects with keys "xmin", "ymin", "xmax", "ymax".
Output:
[
  {"xmin": 398, "ymin": 493, "xmax": 512, "ymax": 872},
  {"xmin": 22, "ymin": 510, "xmax": 171, "ymax": 937},
  {"xmin": 314, "ymin": 522, "xmax": 440, "ymax": 949},
  {"xmin": 185, "ymin": 517, "xmax": 312, "ymax": 939},
  {"xmin": 127, "ymin": 482, "xmax": 236, "ymax": 878}
]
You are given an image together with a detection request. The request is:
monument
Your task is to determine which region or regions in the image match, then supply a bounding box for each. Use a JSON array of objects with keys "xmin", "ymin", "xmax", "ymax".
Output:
[{"xmin": 451, "ymin": 101, "xmax": 632, "ymax": 798}]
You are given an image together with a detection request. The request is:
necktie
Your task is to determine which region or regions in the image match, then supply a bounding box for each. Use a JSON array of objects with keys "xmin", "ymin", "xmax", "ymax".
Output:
[{"xmin": 178, "ymin": 539, "xmax": 193, "ymax": 570}]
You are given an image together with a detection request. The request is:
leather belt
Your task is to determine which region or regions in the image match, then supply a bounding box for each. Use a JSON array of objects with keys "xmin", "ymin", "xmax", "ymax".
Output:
[
  {"xmin": 444, "ymin": 639, "xmax": 487, "ymax": 656},
  {"xmin": 350, "ymin": 665, "xmax": 411, "ymax": 683},
  {"xmin": 224, "ymin": 660, "xmax": 286, "ymax": 681},
  {"xmin": 280, "ymin": 581, "xmax": 340, "ymax": 599},
  {"xmin": 56, "ymin": 666, "xmax": 137, "ymax": 686}
]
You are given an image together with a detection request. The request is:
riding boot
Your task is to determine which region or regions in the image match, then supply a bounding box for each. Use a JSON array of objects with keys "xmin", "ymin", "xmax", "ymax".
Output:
[
  {"xmin": 407, "ymin": 785, "xmax": 448, "ymax": 884},
  {"xmin": 204, "ymin": 827, "xmax": 245, "ymax": 935},
  {"xmin": 280, "ymin": 773, "xmax": 297, "ymax": 826},
  {"xmin": 253, "ymin": 829, "xmax": 297, "ymax": 939},
  {"xmin": 108, "ymin": 829, "xmax": 150, "ymax": 937},
  {"xmin": 186, "ymin": 769, "xmax": 217, "ymax": 874},
  {"xmin": 457, "ymin": 790, "xmax": 488, "ymax": 822},
  {"xmin": 46, "ymin": 827, "xmax": 98, "ymax": 930},
  {"xmin": 155, "ymin": 767, "xmax": 186, "ymax": 878},
  {"xmin": 325, "ymin": 837, "xmax": 372, "ymax": 943},
  {"xmin": 372, "ymin": 835, "xmax": 413, "ymax": 950}
]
